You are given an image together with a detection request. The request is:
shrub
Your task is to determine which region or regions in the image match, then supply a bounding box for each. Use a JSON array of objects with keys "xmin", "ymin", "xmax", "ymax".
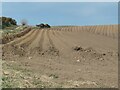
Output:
[{"xmin": 0, "ymin": 17, "xmax": 17, "ymax": 29}]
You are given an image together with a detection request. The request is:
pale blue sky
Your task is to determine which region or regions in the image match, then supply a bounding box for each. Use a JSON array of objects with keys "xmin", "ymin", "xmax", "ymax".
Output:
[
  {"xmin": 1, "ymin": 0, "xmax": 119, "ymax": 2},
  {"xmin": 2, "ymin": 2, "xmax": 118, "ymax": 26}
]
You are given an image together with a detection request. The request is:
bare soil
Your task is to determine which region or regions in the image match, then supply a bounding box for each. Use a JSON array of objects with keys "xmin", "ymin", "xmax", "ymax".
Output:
[{"xmin": 2, "ymin": 25, "xmax": 118, "ymax": 88}]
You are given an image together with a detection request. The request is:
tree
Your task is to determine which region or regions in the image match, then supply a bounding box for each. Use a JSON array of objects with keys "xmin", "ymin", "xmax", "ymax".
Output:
[
  {"xmin": 20, "ymin": 19, "xmax": 28, "ymax": 26},
  {"xmin": 0, "ymin": 17, "xmax": 17, "ymax": 29}
]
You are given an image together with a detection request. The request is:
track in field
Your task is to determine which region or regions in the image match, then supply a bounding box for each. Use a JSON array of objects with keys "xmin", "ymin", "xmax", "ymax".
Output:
[
  {"xmin": 37, "ymin": 29, "xmax": 45, "ymax": 51},
  {"xmin": 3, "ymin": 25, "xmax": 118, "ymax": 56}
]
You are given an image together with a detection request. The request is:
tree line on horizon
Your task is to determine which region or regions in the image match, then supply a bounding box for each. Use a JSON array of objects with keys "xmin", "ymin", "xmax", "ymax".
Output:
[{"xmin": 0, "ymin": 16, "xmax": 51, "ymax": 29}]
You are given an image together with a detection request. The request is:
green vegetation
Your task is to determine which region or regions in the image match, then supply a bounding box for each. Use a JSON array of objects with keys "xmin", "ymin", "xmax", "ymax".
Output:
[
  {"xmin": 0, "ymin": 17, "xmax": 17, "ymax": 29},
  {"xmin": 1, "ymin": 26, "xmax": 28, "ymax": 37}
]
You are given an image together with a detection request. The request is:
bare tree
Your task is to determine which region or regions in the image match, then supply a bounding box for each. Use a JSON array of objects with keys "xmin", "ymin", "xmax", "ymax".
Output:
[{"xmin": 20, "ymin": 19, "xmax": 28, "ymax": 26}]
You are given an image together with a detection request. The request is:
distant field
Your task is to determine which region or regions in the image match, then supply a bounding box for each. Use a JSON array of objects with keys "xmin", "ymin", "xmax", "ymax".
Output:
[{"xmin": 2, "ymin": 25, "xmax": 118, "ymax": 88}]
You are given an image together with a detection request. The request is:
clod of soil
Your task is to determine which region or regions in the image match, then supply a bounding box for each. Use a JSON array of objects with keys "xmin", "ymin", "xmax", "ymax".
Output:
[
  {"xmin": 102, "ymin": 53, "xmax": 106, "ymax": 56},
  {"xmin": 73, "ymin": 46, "xmax": 83, "ymax": 51}
]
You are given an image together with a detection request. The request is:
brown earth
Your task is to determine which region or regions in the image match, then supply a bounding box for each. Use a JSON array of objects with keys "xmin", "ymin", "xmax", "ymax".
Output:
[
  {"xmin": 1, "ymin": 27, "xmax": 31, "ymax": 44},
  {"xmin": 2, "ymin": 25, "xmax": 118, "ymax": 88}
]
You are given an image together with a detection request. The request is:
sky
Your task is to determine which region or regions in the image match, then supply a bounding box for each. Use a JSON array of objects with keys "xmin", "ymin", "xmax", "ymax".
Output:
[
  {"xmin": 1, "ymin": 0, "xmax": 119, "ymax": 2},
  {"xmin": 2, "ymin": 2, "xmax": 118, "ymax": 26}
]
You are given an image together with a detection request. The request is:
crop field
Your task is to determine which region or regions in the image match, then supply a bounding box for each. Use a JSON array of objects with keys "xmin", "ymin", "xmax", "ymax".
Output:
[{"xmin": 2, "ymin": 25, "xmax": 118, "ymax": 88}]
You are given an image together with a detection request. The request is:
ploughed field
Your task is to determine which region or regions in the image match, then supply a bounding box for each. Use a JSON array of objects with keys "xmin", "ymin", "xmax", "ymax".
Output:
[{"xmin": 2, "ymin": 25, "xmax": 118, "ymax": 88}]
